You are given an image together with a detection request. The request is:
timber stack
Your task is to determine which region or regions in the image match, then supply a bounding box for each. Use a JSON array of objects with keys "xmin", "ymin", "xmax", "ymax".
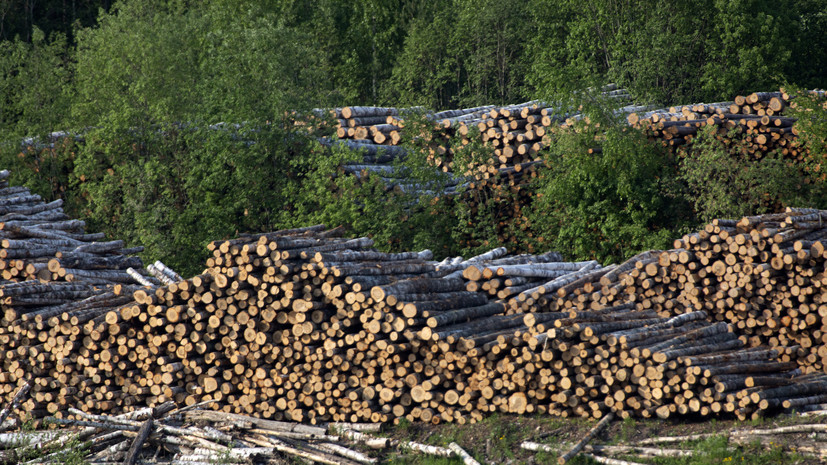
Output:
[
  {"xmin": 627, "ymin": 89, "xmax": 827, "ymax": 161},
  {"xmin": 4, "ymin": 215, "xmax": 827, "ymax": 425},
  {"xmin": 525, "ymin": 208, "xmax": 827, "ymax": 419},
  {"xmin": 0, "ymin": 169, "xmax": 159, "ymax": 419},
  {"xmin": 534, "ymin": 207, "xmax": 827, "ymax": 376}
]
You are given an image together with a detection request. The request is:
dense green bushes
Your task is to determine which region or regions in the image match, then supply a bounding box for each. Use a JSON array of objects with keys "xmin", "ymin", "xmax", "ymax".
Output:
[
  {"xmin": 528, "ymin": 123, "xmax": 691, "ymax": 264},
  {"xmin": 678, "ymin": 127, "xmax": 823, "ymax": 223}
]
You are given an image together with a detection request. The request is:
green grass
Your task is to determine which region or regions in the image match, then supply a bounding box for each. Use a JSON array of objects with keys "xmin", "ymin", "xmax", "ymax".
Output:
[
  {"xmin": 640, "ymin": 435, "xmax": 806, "ymax": 465},
  {"xmin": 387, "ymin": 455, "xmax": 463, "ymax": 465},
  {"xmin": 385, "ymin": 414, "xmax": 814, "ymax": 465}
]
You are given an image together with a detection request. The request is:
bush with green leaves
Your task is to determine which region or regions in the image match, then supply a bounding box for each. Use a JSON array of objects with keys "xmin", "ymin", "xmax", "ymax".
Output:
[
  {"xmin": 528, "ymin": 119, "xmax": 693, "ymax": 265},
  {"xmin": 787, "ymin": 89, "xmax": 827, "ymax": 177},
  {"xmin": 290, "ymin": 114, "xmax": 475, "ymax": 259},
  {"xmin": 71, "ymin": 121, "xmax": 330, "ymax": 275},
  {"xmin": 678, "ymin": 125, "xmax": 824, "ymax": 223}
]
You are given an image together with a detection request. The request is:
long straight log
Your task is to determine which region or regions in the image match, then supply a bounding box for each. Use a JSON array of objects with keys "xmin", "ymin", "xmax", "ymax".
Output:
[{"xmin": 448, "ymin": 442, "xmax": 481, "ymax": 465}]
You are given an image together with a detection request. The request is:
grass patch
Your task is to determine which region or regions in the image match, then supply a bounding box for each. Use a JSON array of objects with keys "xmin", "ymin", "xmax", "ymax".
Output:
[
  {"xmin": 386, "ymin": 455, "xmax": 463, "ymax": 465},
  {"xmin": 385, "ymin": 414, "xmax": 816, "ymax": 465}
]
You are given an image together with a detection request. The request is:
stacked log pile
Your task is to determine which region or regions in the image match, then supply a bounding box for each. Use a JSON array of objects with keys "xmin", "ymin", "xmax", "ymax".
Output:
[
  {"xmin": 522, "ymin": 208, "xmax": 827, "ymax": 419},
  {"xmin": 670, "ymin": 208, "xmax": 827, "ymax": 374},
  {"xmin": 4, "ymin": 215, "xmax": 827, "ymax": 425},
  {"xmin": 328, "ymin": 90, "xmax": 819, "ymax": 180},
  {"xmin": 0, "ymin": 169, "xmax": 155, "ymax": 419},
  {"xmin": 534, "ymin": 208, "xmax": 827, "ymax": 374},
  {"xmin": 628, "ymin": 90, "xmax": 826, "ymax": 161}
]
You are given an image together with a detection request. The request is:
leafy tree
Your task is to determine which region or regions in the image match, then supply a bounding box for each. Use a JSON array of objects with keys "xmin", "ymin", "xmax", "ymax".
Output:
[
  {"xmin": 451, "ymin": 0, "xmax": 531, "ymax": 107},
  {"xmin": 0, "ymin": 27, "xmax": 74, "ymax": 203},
  {"xmin": 71, "ymin": 0, "xmax": 202, "ymax": 128},
  {"xmin": 786, "ymin": 88, "xmax": 827, "ymax": 182},
  {"xmin": 0, "ymin": 0, "xmax": 110, "ymax": 43},
  {"xmin": 701, "ymin": 0, "xmax": 797, "ymax": 99},
  {"xmin": 66, "ymin": 0, "xmax": 336, "ymax": 273},
  {"xmin": 527, "ymin": 0, "xmax": 820, "ymax": 105},
  {"xmin": 388, "ymin": 0, "xmax": 532, "ymax": 109},
  {"xmin": 383, "ymin": 0, "xmax": 458, "ymax": 109},
  {"xmin": 277, "ymin": 0, "xmax": 419, "ymax": 105},
  {"xmin": 0, "ymin": 27, "xmax": 71, "ymax": 136},
  {"xmin": 287, "ymin": 114, "xmax": 473, "ymax": 258}
]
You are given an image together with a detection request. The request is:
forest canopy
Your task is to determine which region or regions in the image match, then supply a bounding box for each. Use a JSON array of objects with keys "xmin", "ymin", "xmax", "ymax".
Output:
[
  {"xmin": 0, "ymin": 0, "xmax": 825, "ymax": 274},
  {"xmin": 2, "ymin": 0, "xmax": 825, "ymax": 122}
]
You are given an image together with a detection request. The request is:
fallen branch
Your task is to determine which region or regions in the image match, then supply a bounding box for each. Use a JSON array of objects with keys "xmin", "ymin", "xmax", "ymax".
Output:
[
  {"xmin": 399, "ymin": 440, "xmax": 453, "ymax": 457},
  {"xmin": 522, "ymin": 441, "xmax": 691, "ymax": 458},
  {"xmin": 448, "ymin": 442, "xmax": 481, "ymax": 465},
  {"xmin": 583, "ymin": 453, "xmax": 650, "ymax": 465},
  {"xmin": 123, "ymin": 418, "xmax": 153, "ymax": 465},
  {"xmin": 317, "ymin": 442, "xmax": 378, "ymax": 464},
  {"xmin": 339, "ymin": 429, "xmax": 391, "ymax": 449},
  {"xmin": 731, "ymin": 424, "xmax": 827, "ymax": 436},
  {"xmin": 0, "ymin": 382, "xmax": 31, "ymax": 427},
  {"xmin": 250, "ymin": 427, "xmax": 339, "ymax": 442},
  {"xmin": 635, "ymin": 432, "xmax": 720, "ymax": 445},
  {"xmin": 558, "ymin": 412, "xmax": 614, "ymax": 464},
  {"xmin": 328, "ymin": 423, "xmax": 382, "ymax": 433},
  {"xmin": 245, "ymin": 434, "xmax": 360, "ymax": 465}
]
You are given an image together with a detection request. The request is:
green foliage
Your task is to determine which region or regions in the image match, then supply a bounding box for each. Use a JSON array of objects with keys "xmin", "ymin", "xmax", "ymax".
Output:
[
  {"xmin": 701, "ymin": 0, "xmax": 797, "ymax": 99},
  {"xmin": 289, "ymin": 114, "xmax": 465, "ymax": 259},
  {"xmin": 0, "ymin": 27, "xmax": 76, "ymax": 210},
  {"xmin": 383, "ymin": 1, "xmax": 457, "ymax": 109},
  {"xmin": 617, "ymin": 417, "xmax": 637, "ymax": 444},
  {"xmin": 386, "ymin": 0, "xmax": 531, "ymax": 109},
  {"xmin": 71, "ymin": 0, "xmax": 330, "ymax": 129},
  {"xmin": 788, "ymin": 89, "xmax": 827, "ymax": 175},
  {"xmin": 0, "ymin": 27, "xmax": 72, "ymax": 136},
  {"xmin": 0, "ymin": 135, "xmax": 79, "ymax": 209},
  {"xmin": 678, "ymin": 126, "xmax": 823, "ymax": 223},
  {"xmin": 387, "ymin": 455, "xmax": 462, "ymax": 465},
  {"xmin": 71, "ymin": 121, "xmax": 321, "ymax": 275},
  {"xmin": 528, "ymin": 0, "xmax": 715, "ymax": 104},
  {"xmin": 276, "ymin": 0, "xmax": 422, "ymax": 105},
  {"xmin": 55, "ymin": 0, "xmax": 339, "ymax": 274},
  {"xmin": 529, "ymin": 120, "xmax": 693, "ymax": 264},
  {"xmin": 528, "ymin": 0, "xmax": 825, "ymax": 106}
]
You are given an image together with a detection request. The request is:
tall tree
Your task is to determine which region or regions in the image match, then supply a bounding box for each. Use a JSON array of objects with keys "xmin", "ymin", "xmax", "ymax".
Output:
[
  {"xmin": 0, "ymin": 0, "xmax": 111, "ymax": 42},
  {"xmin": 0, "ymin": 27, "xmax": 71, "ymax": 135},
  {"xmin": 67, "ymin": 0, "xmax": 334, "ymax": 272},
  {"xmin": 701, "ymin": 0, "xmax": 797, "ymax": 99}
]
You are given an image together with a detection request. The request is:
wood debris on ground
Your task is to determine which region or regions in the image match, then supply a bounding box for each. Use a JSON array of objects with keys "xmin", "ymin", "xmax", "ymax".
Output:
[{"xmin": 0, "ymin": 404, "xmax": 458, "ymax": 464}]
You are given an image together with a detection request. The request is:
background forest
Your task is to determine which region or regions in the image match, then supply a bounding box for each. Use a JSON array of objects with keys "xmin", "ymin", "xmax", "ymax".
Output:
[{"xmin": 1, "ymin": 0, "xmax": 826, "ymax": 275}]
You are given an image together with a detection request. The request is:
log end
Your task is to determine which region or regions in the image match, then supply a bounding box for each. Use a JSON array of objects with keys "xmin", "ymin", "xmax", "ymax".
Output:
[{"xmin": 370, "ymin": 287, "xmax": 386, "ymax": 302}]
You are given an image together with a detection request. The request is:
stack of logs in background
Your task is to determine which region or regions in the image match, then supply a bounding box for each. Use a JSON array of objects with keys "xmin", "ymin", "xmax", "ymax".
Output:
[
  {"xmin": 4, "ymin": 199, "xmax": 827, "ymax": 425},
  {"xmin": 321, "ymin": 89, "xmax": 825, "ymax": 251}
]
